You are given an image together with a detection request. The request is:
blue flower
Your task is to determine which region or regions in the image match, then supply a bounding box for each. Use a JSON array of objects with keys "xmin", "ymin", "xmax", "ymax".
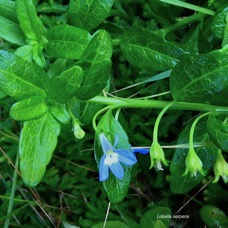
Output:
[{"xmin": 99, "ymin": 133, "xmax": 137, "ymax": 181}]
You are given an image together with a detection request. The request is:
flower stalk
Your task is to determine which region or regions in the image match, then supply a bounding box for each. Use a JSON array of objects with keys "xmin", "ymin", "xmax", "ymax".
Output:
[{"xmin": 149, "ymin": 102, "xmax": 173, "ymax": 170}]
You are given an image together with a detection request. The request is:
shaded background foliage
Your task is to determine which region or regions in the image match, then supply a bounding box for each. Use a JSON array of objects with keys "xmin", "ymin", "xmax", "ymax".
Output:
[{"xmin": 0, "ymin": 0, "xmax": 228, "ymax": 227}]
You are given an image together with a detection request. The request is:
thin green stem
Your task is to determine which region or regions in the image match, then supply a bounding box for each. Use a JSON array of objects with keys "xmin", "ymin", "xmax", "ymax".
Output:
[
  {"xmin": 1, "ymin": 205, "xmax": 29, "ymax": 222},
  {"xmin": 0, "ymin": 195, "xmax": 35, "ymax": 204},
  {"xmin": 88, "ymin": 96, "xmax": 228, "ymax": 113},
  {"xmin": 159, "ymin": 0, "xmax": 215, "ymax": 16},
  {"xmin": 112, "ymin": 39, "xmax": 121, "ymax": 46},
  {"xmin": 137, "ymin": 91, "xmax": 170, "ymax": 100},
  {"xmin": 189, "ymin": 112, "xmax": 211, "ymax": 148},
  {"xmin": 4, "ymin": 152, "xmax": 19, "ymax": 228},
  {"xmin": 103, "ymin": 202, "xmax": 111, "ymax": 228},
  {"xmin": 0, "ymin": 130, "xmax": 19, "ymax": 142},
  {"xmin": 112, "ymin": 69, "xmax": 171, "ymax": 93},
  {"xmin": 92, "ymin": 105, "xmax": 116, "ymax": 131},
  {"xmin": 115, "ymin": 108, "xmax": 121, "ymax": 121},
  {"xmin": 155, "ymin": 13, "xmax": 205, "ymax": 36},
  {"xmin": 153, "ymin": 102, "xmax": 174, "ymax": 142}
]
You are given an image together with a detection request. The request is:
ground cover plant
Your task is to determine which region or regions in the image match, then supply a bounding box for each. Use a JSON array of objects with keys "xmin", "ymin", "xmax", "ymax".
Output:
[{"xmin": 0, "ymin": 0, "xmax": 228, "ymax": 227}]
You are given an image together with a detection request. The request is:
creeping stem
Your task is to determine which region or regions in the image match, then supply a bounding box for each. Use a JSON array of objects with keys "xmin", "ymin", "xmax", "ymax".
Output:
[{"xmin": 88, "ymin": 96, "xmax": 228, "ymax": 113}]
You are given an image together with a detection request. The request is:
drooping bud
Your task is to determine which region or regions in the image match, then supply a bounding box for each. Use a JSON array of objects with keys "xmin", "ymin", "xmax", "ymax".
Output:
[
  {"xmin": 183, "ymin": 147, "xmax": 205, "ymax": 177},
  {"xmin": 213, "ymin": 150, "xmax": 228, "ymax": 184},
  {"xmin": 149, "ymin": 141, "xmax": 168, "ymax": 171},
  {"xmin": 73, "ymin": 120, "xmax": 85, "ymax": 139}
]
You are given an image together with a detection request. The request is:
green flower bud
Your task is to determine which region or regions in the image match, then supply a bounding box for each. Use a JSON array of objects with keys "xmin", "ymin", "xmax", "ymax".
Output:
[
  {"xmin": 73, "ymin": 120, "xmax": 85, "ymax": 139},
  {"xmin": 213, "ymin": 150, "xmax": 228, "ymax": 184},
  {"xmin": 149, "ymin": 141, "xmax": 169, "ymax": 171},
  {"xmin": 183, "ymin": 147, "xmax": 205, "ymax": 177}
]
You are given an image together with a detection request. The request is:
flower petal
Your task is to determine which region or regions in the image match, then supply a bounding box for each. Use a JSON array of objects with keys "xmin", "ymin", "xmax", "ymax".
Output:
[
  {"xmin": 99, "ymin": 133, "xmax": 113, "ymax": 153},
  {"xmin": 114, "ymin": 149, "xmax": 137, "ymax": 165},
  {"xmin": 132, "ymin": 148, "xmax": 149, "ymax": 154},
  {"xmin": 113, "ymin": 135, "xmax": 119, "ymax": 147},
  {"xmin": 99, "ymin": 155, "xmax": 109, "ymax": 181},
  {"xmin": 109, "ymin": 161, "xmax": 124, "ymax": 180}
]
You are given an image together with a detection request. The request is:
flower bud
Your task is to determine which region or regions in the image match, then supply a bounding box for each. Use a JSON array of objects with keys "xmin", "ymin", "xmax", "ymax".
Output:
[
  {"xmin": 213, "ymin": 150, "xmax": 228, "ymax": 184},
  {"xmin": 183, "ymin": 147, "xmax": 205, "ymax": 177},
  {"xmin": 73, "ymin": 120, "xmax": 85, "ymax": 139},
  {"xmin": 149, "ymin": 141, "xmax": 168, "ymax": 171}
]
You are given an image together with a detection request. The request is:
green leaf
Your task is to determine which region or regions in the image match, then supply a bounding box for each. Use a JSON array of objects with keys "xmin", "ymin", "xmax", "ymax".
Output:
[
  {"xmin": 15, "ymin": 0, "xmax": 46, "ymax": 44},
  {"xmin": 80, "ymin": 102, "xmax": 104, "ymax": 125},
  {"xmin": 0, "ymin": 0, "xmax": 25, "ymax": 45},
  {"xmin": 49, "ymin": 103, "xmax": 71, "ymax": 125},
  {"xmin": 200, "ymin": 205, "xmax": 228, "ymax": 227},
  {"xmin": 46, "ymin": 24, "xmax": 91, "ymax": 60},
  {"xmin": 170, "ymin": 120, "xmax": 217, "ymax": 194},
  {"xmin": 207, "ymin": 112, "xmax": 228, "ymax": 152},
  {"xmin": 81, "ymin": 29, "xmax": 113, "ymax": 63},
  {"xmin": 68, "ymin": 0, "xmax": 114, "ymax": 31},
  {"xmin": 211, "ymin": 7, "xmax": 228, "ymax": 39},
  {"xmin": 15, "ymin": 45, "xmax": 33, "ymax": 62},
  {"xmin": 0, "ymin": 51, "xmax": 47, "ymax": 100},
  {"xmin": 170, "ymin": 47, "xmax": 228, "ymax": 106},
  {"xmin": 211, "ymin": 1, "xmax": 228, "ymax": 12},
  {"xmin": 47, "ymin": 65, "xmax": 83, "ymax": 103},
  {"xmin": 92, "ymin": 221, "xmax": 128, "ymax": 228},
  {"xmin": 76, "ymin": 60, "xmax": 111, "ymax": 100},
  {"xmin": 121, "ymin": 28, "xmax": 185, "ymax": 72},
  {"xmin": 140, "ymin": 207, "xmax": 171, "ymax": 228},
  {"xmin": 0, "ymin": 91, "xmax": 6, "ymax": 99},
  {"xmin": 154, "ymin": 220, "xmax": 167, "ymax": 228},
  {"xmin": 47, "ymin": 59, "xmax": 67, "ymax": 79},
  {"xmin": 37, "ymin": 2, "xmax": 67, "ymax": 14},
  {"xmin": 32, "ymin": 43, "xmax": 46, "ymax": 68},
  {"xmin": 75, "ymin": 30, "xmax": 112, "ymax": 100},
  {"xmin": 19, "ymin": 111, "xmax": 60, "ymax": 187},
  {"xmin": 10, "ymin": 96, "xmax": 48, "ymax": 121},
  {"xmin": 181, "ymin": 25, "xmax": 200, "ymax": 55},
  {"xmin": 94, "ymin": 111, "xmax": 132, "ymax": 204}
]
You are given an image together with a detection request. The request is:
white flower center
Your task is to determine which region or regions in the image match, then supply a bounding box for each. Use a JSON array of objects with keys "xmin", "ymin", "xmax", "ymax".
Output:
[
  {"xmin": 155, "ymin": 161, "xmax": 164, "ymax": 171},
  {"xmin": 104, "ymin": 152, "xmax": 118, "ymax": 166}
]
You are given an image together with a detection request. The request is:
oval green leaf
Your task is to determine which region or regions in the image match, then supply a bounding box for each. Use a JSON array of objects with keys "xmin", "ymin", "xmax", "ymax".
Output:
[
  {"xmin": 200, "ymin": 205, "xmax": 228, "ymax": 227},
  {"xmin": 211, "ymin": 7, "xmax": 228, "ymax": 39},
  {"xmin": 0, "ymin": 0, "xmax": 25, "ymax": 45},
  {"xmin": 49, "ymin": 103, "xmax": 71, "ymax": 125},
  {"xmin": 46, "ymin": 24, "xmax": 91, "ymax": 59},
  {"xmin": 170, "ymin": 47, "xmax": 228, "ymax": 106},
  {"xmin": 81, "ymin": 29, "xmax": 113, "ymax": 63},
  {"xmin": 10, "ymin": 96, "xmax": 48, "ymax": 121},
  {"xmin": 207, "ymin": 112, "xmax": 228, "ymax": 152},
  {"xmin": 76, "ymin": 60, "xmax": 111, "ymax": 100},
  {"xmin": 48, "ymin": 65, "xmax": 84, "ymax": 103},
  {"xmin": 121, "ymin": 28, "xmax": 185, "ymax": 72},
  {"xmin": 0, "ymin": 50, "xmax": 48, "ymax": 100},
  {"xmin": 47, "ymin": 58, "xmax": 67, "ymax": 79},
  {"xmin": 140, "ymin": 207, "xmax": 171, "ymax": 228},
  {"xmin": 19, "ymin": 111, "xmax": 60, "ymax": 187},
  {"xmin": 68, "ymin": 0, "xmax": 114, "ymax": 31},
  {"xmin": 15, "ymin": 0, "xmax": 46, "ymax": 44}
]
